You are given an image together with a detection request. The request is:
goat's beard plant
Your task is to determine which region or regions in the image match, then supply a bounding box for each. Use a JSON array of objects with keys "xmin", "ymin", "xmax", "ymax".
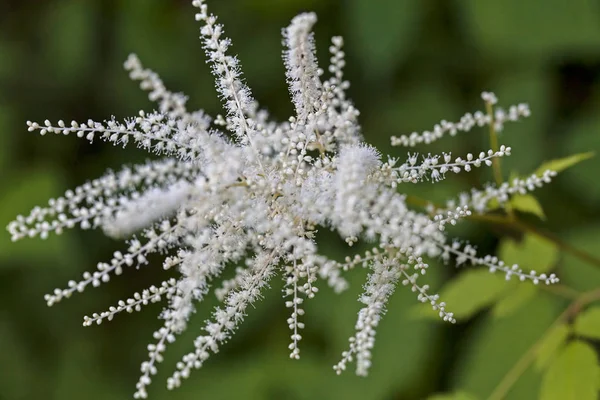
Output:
[{"xmin": 7, "ymin": 1, "xmax": 560, "ymax": 398}]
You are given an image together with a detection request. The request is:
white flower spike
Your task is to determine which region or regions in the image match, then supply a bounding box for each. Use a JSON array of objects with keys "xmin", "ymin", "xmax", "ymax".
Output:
[{"xmin": 7, "ymin": 0, "xmax": 559, "ymax": 398}]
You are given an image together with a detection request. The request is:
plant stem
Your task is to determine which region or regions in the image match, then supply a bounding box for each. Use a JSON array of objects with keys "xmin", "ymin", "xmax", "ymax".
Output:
[
  {"xmin": 486, "ymin": 101, "xmax": 504, "ymax": 186},
  {"xmin": 405, "ymin": 195, "xmax": 600, "ymax": 270},
  {"xmin": 541, "ymin": 284, "xmax": 580, "ymax": 300},
  {"xmin": 469, "ymin": 213, "xmax": 600, "ymax": 269},
  {"xmin": 487, "ymin": 288, "xmax": 600, "ymax": 400}
]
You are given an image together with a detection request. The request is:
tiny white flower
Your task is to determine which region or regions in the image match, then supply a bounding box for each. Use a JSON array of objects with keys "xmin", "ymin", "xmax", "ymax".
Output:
[{"xmin": 6, "ymin": 1, "xmax": 559, "ymax": 398}]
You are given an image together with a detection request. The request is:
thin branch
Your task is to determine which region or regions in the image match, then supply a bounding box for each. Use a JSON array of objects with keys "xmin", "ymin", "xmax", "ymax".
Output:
[
  {"xmin": 487, "ymin": 288, "xmax": 600, "ymax": 400},
  {"xmin": 405, "ymin": 195, "xmax": 600, "ymax": 271},
  {"xmin": 470, "ymin": 213, "xmax": 600, "ymax": 270},
  {"xmin": 486, "ymin": 101, "xmax": 504, "ymax": 187}
]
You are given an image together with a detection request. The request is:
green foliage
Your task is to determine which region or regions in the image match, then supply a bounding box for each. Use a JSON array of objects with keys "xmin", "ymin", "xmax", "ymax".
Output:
[
  {"xmin": 427, "ymin": 391, "xmax": 478, "ymax": 400},
  {"xmin": 492, "ymin": 284, "xmax": 536, "ymax": 318},
  {"xmin": 573, "ymin": 306, "xmax": 600, "ymax": 340},
  {"xmin": 1, "ymin": 0, "xmax": 600, "ymax": 399},
  {"xmin": 498, "ymin": 234, "xmax": 558, "ymax": 274},
  {"xmin": 453, "ymin": 293, "xmax": 563, "ymax": 399},
  {"xmin": 416, "ymin": 270, "xmax": 507, "ymax": 321},
  {"xmin": 534, "ymin": 151, "xmax": 595, "ymax": 177},
  {"xmin": 539, "ymin": 341, "xmax": 600, "ymax": 400},
  {"xmin": 488, "ymin": 234, "xmax": 559, "ymax": 319},
  {"xmin": 509, "ymin": 194, "xmax": 545, "ymax": 219},
  {"xmin": 534, "ymin": 324, "xmax": 570, "ymax": 370}
]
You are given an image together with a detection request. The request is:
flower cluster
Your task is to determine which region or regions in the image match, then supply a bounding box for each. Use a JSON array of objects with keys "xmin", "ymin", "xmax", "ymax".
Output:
[{"xmin": 7, "ymin": 1, "xmax": 559, "ymax": 398}]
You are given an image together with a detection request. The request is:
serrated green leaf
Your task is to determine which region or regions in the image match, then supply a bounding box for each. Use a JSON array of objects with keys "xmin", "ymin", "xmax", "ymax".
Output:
[
  {"xmin": 427, "ymin": 391, "xmax": 478, "ymax": 400},
  {"xmin": 534, "ymin": 152, "xmax": 594, "ymax": 177},
  {"xmin": 416, "ymin": 269, "xmax": 507, "ymax": 320},
  {"xmin": 498, "ymin": 234, "xmax": 558, "ymax": 274},
  {"xmin": 535, "ymin": 324, "xmax": 570, "ymax": 370},
  {"xmin": 462, "ymin": 0, "xmax": 600, "ymax": 58},
  {"xmin": 539, "ymin": 341, "xmax": 600, "ymax": 400},
  {"xmin": 493, "ymin": 284, "xmax": 536, "ymax": 319},
  {"xmin": 509, "ymin": 194, "xmax": 545, "ymax": 219},
  {"xmin": 574, "ymin": 306, "xmax": 600, "ymax": 340},
  {"xmin": 344, "ymin": 0, "xmax": 421, "ymax": 80}
]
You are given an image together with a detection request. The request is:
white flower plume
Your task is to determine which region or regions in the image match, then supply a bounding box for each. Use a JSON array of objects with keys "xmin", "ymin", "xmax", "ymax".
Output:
[{"xmin": 7, "ymin": 0, "xmax": 559, "ymax": 398}]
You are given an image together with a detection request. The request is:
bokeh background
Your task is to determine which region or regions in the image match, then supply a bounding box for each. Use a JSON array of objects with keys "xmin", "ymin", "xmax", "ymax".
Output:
[{"xmin": 1, "ymin": 0, "xmax": 600, "ymax": 399}]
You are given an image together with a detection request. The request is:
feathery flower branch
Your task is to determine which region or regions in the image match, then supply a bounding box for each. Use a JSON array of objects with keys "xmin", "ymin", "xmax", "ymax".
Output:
[{"xmin": 7, "ymin": 0, "xmax": 561, "ymax": 397}]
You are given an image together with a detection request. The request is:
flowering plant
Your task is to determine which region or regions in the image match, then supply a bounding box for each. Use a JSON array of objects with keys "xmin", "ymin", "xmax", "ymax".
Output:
[{"xmin": 10, "ymin": 1, "xmax": 589, "ymax": 398}]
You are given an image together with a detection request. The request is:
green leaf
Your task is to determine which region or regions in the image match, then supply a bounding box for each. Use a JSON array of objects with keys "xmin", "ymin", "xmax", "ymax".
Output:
[
  {"xmin": 462, "ymin": 0, "xmax": 600, "ymax": 58},
  {"xmin": 454, "ymin": 293, "xmax": 563, "ymax": 398},
  {"xmin": 539, "ymin": 341, "xmax": 600, "ymax": 400},
  {"xmin": 486, "ymin": 197, "xmax": 501, "ymax": 211},
  {"xmin": 493, "ymin": 284, "xmax": 536, "ymax": 319},
  {"xmin": 344, "ymin": 0, "xmax": 421, "ymax": 80},
  {"xmin": 534, "ymin": 152, "xmax": 594, "ymax": 177},
  {"xmin": 509, "ymin": 194, "xmax": 545, "ymax": 219},
  {"xmin": 535, "ymin": 324, "xmax": 570, "ymax": 370},
  {"xmin": 416, "ymin": 269, "xmax": 507, "ymax": 320},
  {"xmin": 427, "ymin": 391, "xmax": 478, "ymax": 400},
  {"xmin": 574, "ymin": 306, "xmax": 600, "ymax": 340},
  {"xmin": 498, "ymin": 234, "xmax": 558, "ymax": 274}
]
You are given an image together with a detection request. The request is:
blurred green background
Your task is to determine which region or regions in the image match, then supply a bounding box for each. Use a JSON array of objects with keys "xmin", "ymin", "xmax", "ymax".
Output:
[{"xmin": 1, "ymin": 0, "xmax": 600, "ymax": 399}]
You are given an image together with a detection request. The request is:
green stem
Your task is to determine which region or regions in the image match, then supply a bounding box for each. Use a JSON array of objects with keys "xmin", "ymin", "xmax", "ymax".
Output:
[
  {"xmin": 405, "ymin": 195, "xmax": 600, "ymax": 270},
  {"xmin": 487, "ymin": 288, "xmax": 600, "ymax": 400},
  {"xmin": 541, "ymin": 283, "xmax": 580, "ymax": 301},
  {"xmin": 486, "ymin": 101, "xmax": 504, "ymax": 186},
  {"xmin": 469, "ymin": 213, "xmax": 600, "ymax": 270}
]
